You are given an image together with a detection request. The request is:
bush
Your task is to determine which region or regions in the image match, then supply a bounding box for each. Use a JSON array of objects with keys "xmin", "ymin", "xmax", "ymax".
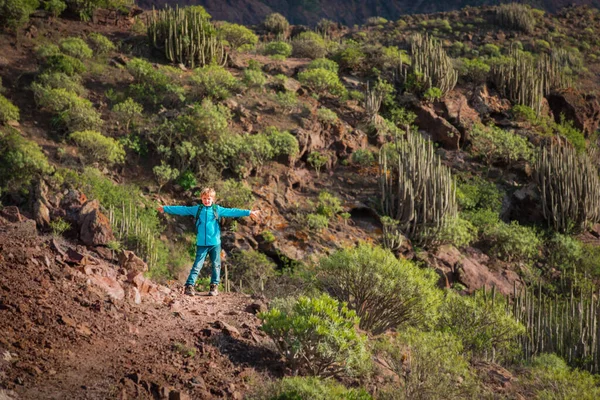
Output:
[
  {"xmin": 0, "ymin": 0, "xmax": 39, "ymax": 30},
  {"xmin": 316, "ymin": 107, "xmax": 338, "ymax": 125},
  {"xmin": 190, "ymin": 64, "xmax": 239, "ymax": 100},
  {"xmin": 274, "ymin": 90, "xmax": 298, "ymax": 112},
  {"xmin": 59, "ymin": 37, "xmax": 93, "ymax": 59},
  {"xmin": 87, "ymin": 32, "xmax": 116, "ymax": 55},
  {"xmin": 217, "ymin": 22, "xmax": 258, "ymax": 51},
  {"xmin": 484, "ymin": 220, "xmax": 541, "ymax": 263},
  {"xmin": 250, "ymin": 377, "xmax": 372, "ymax": 400},
  {"xmin": 259, "ymin": 294, "xmax": 371, "ymax": 378},
  {"xmin": 229, "ymin": 250, "xmax": 276, "ymax": 294},
  {"xmin": 435, "ymin": 216, "xmax": 477, "ymax": 248},
  {"xmin": 556, "ymin": 117, "xmax": 586, "ymax": 153},
  {"xmin": 176, "ymin": 170, "xmax": 197, "ymax": 191},
  {"xmin": 456, "ymin": 177, "xmax": 504, "ymax": 213},
  {"xmin": 264, "ymin": 41, "xmax": 292, "ymax": 57},
  {"xmin": 44, "ymin": 0, "xmax": 66, "ymax": 18},
  {"xmin": 32, "ymin": 86, "xmax": 102, "ymax": 132},
  {"xmin": 307, "ymin": 213, "xmax": 329, "ymax": 230},
  {"xmin": 36, "ymin": 72, "xmax": 87, "ymax": 96},
  {"xmin": 547, "ymin": 233, "xmax": 583, "ymax": 272},
  {"xmin": 153, "ymin": 162, "xmax": 179, "ymax": 193},
  {"xmin": 307, "ymin": 58, "xmax": 339, "ymax": 73},
  {"xmin": 43, "ymin": 54, "xmax": 86, "ymax": 76},
  {"xmin": 351, "ymin": 149, "xmax": 374, "ymax": 166},
  {"xmin": 70, "ymin": 130, "xmax": 126, "ymax": 166},
  {"xmin": 49, "ymin": 217, "xmax": 71, "ymax": 237},
  {"xmin": 216, "ymin": 179, "xmax": 253, "ymax": 209},
  {"xmin": 377, "ymin": 329, "xmax": 478, "ymax": 400},
  {"xmin": 495, "ymin": 3, "xmax": 536, "ymax": 34},
  {"xmin": 315, "ymin": 191, "xmax": 342, "ymax": 218},
  {"xmin": 263, "ymin": 13, "xmax": 289, "ymax": 35},
  {"xmin": 0, "ymin": 127, "xmax": 52, "ymax": 194},
  {"xmin": 333, "ymin": 40, "xmax": 366, "ymax": 72},
  {"xmin": 438, "ymin": 290, "xmax": 525, "ymax": 361},
  {"xmin": 469, "ymin": 123, "xmax": 535, "ymax": 165},
  {"xmin": 423, "ymin": 87, "xmax": 442, "ymax": 102},
  {"xmin": 265, "ymin": 127, "xmax": 299, "ymax": 159},
  {"xmin": 297, "ymin": 68, "xmax": 345, "ymax": 96},
  {"xmin": 457, "ymin": 57, "xmax": 490, "ymax": 84},
  {"xmin": 127, "ymin": 58, "xmax": 184, "ymax": 108},
  {"xmin": 318, "ymin": 244, "xmax": 442, "ymax": 334},
  {"xmin": 307, "ymin": 151, "xmax": 329, "ymax": 175},
  {"xmin": 112, "ymin": 98, "xmax": 143, "ymax": 131},
  {"xmin": 243, "ymin": 69, "xmax": 267, "ymax": 89},
  {"xmin": 522, "ymin": 353, "xmax": 600, "ymax": 399},
  {"xmin": 36, "ymin": 44, "xmax": 61, "ymax": 59},
  {"xmin": 292, "ymin": 31, "xmax": 327, "ymax": 59},
  {"xmin": 0, "ymin": 94, "xmax": 19, "ymax": 124}
]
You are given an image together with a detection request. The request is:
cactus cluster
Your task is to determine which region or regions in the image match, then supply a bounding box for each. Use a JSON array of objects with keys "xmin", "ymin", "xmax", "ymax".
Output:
[
  {"xmin": 147, "ymin": 6, "xmax": 227, "ymax": 69},
  {"xmin": 379, "ymin": 128, "xmax": 457, "ymax": 244},
  {"xmin": 535, "ymin": 141, "xmax": 600, "ymax": 233},
  {"xmin": 404, "ymin": 33, "xmax": 458, "ymax": 96},
  {"xmin": 494, "ymin": 3, "xmax": 536, "ymax": 34},
  {"xmin": 490, "ymin": 48, "xmax": 570, "ymax": 115}
]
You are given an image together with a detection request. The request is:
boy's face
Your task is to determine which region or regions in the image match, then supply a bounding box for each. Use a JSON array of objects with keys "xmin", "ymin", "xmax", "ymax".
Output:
[{"xmin": 201, "ymin": 194, "xmax": 214, "ymax": 207}]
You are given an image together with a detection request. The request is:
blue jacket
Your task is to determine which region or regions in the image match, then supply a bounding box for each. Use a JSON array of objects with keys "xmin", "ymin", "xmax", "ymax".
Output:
[{"xmin": 163, "ymin": 205, "xmax": 250, "ymax": 246}]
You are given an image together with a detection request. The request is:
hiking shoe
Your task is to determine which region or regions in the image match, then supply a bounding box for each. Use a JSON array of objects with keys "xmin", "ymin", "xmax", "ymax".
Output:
[
  {"xmin": 184, "ymin": 285, "xmax": 195, "ymax": 297},
  {"xmin": 209, "ymin": 284, "xmax": 218, "ymax": 296}
]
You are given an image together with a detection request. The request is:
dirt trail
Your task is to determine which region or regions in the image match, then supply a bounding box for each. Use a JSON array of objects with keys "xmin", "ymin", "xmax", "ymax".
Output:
[{"xmin": 0, "ymin": 218, "xmax": 282, "ymax": 399}]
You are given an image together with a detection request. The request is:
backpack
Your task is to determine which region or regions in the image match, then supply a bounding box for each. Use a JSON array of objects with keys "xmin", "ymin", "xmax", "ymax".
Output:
[{"xmin": 195, "ymin": 204, "xmax": 219, "ymax": 229}]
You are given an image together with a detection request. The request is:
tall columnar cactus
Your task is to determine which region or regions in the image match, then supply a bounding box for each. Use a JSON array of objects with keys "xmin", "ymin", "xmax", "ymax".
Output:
[
  {"xmin": 495, "ymin": 3, "xmax": 536, "ymax": 34},
  {"xmin": 490, "ymin": 48, "xmax": 570, "ymax": 115},
  {"xmin": 405, "ymin": 33, "xmax": 458, "ymax": 96},
  {"xmin": 147, "ymin": 6, "xmax": 227, "ymax": 68},
  {"xmin": 379, "ymin": 128, "xmax": 457, "ymax": 244},
  {"xmin": 535, "ymin": 141, "xmax": 600, "ymax": 233}
]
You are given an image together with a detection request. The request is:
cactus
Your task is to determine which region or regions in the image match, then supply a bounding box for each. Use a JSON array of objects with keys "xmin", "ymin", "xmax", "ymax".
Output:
[
  {"xmin": 535, "ymin": 141, "xmax": 600, "ymax": 233},
  {"xmin": 495, "ymin": 3, "xmax": 536, "ymax": 34},
  {"xmin": 490, "ymin": 47, "xmax": 570, "ymax": 115},
  {"xmin": 403, "ymin": 33, "xmax": 458, "ymax": 96},
  {"xmin": 379, "ymin": 128, "xmax": 457, "ymax": 244},
  {"xmin": 147, "ymin": 6, "xmax": 227, "ymax": 68}
]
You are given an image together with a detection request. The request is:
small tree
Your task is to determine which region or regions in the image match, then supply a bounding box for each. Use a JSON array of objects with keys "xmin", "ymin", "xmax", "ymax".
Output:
[
  {"xmin": 307, "ymin": 151, "xmax": 329, "ymax": 176},
  {"xmin": 70, "ymin": 130, "xmax": 126, "ymax": 167},
  {"xmin": 263, "ymin": 13, "xmax": 289, "ymax": 36},
  {"xmin": 153, "ymin": 162, "xmax": 179, "ymax": 193},
  {"xmin": 259, "ymin": 294, "xmax": 371, "ymax": 378},
  {"xmin": 218, "ymin": 22, "xmax": 258, "ymax": 51},
  {"xmin": 113, "ymin": 98, "xmax": 143, "ymax": 132}
]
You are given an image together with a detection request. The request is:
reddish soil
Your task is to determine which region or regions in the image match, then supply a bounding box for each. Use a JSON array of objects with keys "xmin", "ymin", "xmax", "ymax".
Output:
[{"xmin": 0, "ymin": 217, "xmax": 283, "ymax": 399}]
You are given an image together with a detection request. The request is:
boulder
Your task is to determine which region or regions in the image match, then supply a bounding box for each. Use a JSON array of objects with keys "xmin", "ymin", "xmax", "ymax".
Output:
[
  {"xmin": 32, "ymin": 180, "xmax": 51, "ymax": 228},
  {"xmin": 470, "ymin": 84, "xmax": 511, "ymax": 117},
  {"xmin": 89, "ymin": 275, "xmax": 125, "ymax": 300},
  {"xmin": 547, "ymin": 88, "xmax": 600, "ymax": 137},
  {"xmin": 435, "ymin": 245, "xmax": 521, "ymax": 295},
  {"xmin": 435, "ymin": 90, "xmax": 481, "ymax": 140},
  {"xmin": 78, "ymin": 200, "xmax": 115, "ymax": 246},
  {"xmin": 414, "ymin": 103, "xmax": 462, "ymax": 150},
  {"xmin": 119, "ymin": 250, "xmax": 148, "ymax": 273},
  {"xmin": 507, "ymin": 183, "xmax": 544, "ymax": 225}
]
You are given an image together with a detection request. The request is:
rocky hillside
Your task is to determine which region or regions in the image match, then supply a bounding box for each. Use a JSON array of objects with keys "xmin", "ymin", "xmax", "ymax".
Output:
[{"xmin": 137, "ymin": 0, "xmax": 600, "ymax": 25}]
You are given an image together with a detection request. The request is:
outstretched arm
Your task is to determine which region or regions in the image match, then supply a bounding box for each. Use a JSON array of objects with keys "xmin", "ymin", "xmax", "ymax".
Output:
[
  {"xmin": 157, "ymin": 205, "xmax": 198, "ymax": 216},
  {"xmin": 217, "ymin": 206, "xmax": 251, "ymax": 218}
]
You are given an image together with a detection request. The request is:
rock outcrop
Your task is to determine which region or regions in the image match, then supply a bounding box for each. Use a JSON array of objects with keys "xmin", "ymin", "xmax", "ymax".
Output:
[{"xmin": 547, "ymin": 88, "xmax": 600, "ymax": 137}]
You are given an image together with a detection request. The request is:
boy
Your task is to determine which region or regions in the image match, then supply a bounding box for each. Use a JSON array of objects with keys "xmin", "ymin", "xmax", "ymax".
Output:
[{"xmin": 157, "ymin": 187, "xmax": 260, "ymax": 297}]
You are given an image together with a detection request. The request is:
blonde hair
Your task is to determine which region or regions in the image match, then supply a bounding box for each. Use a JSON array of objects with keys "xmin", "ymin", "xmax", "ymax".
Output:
[{"xmin": 200, "ymin": 187, "xmax": 216, "ymax": 199}]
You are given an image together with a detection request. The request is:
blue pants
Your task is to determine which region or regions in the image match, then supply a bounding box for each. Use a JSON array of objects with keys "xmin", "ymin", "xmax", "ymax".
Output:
[{"xmin": 186, "ymin": 245, "xmax": 221, "ymax": 286}]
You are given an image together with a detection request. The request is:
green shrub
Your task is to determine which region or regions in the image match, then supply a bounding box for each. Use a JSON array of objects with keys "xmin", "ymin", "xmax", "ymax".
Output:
[
  {"xmin": 265, "ymin": 127, "xmax": 299, "ymax": 159},
  {"xmin": 226, "ymin": 133, "xmax": 274, "ymax": 176},
  {"xmin": 0, "ymin": 127, "xmax": 52, "ymax": 194},
  {"xmin": 351, "ymin": 149, "xmax": 374, "ymax": 166},
  {"xmin": 70, "ymin": 130, "xmax": 126, "ymax": 166},
  {"xmin": 484, "ymin": 220, "xmax": 541, "ymax": 263},
  {"xmin": 264, "ymin": 41, "xmax": 292, "ymax": 57},
  {"xmin": 377, "ymin": 329, "xmax": 478, "ymax": 400},
  {"xmin": 229, "ymin": 250, "xmax": 276, "ymax": 294},
  {"xmin": 176, "ymin": 170, "xmax": 197, "ymax": 191},
  {"xmin": 333, "ymin": 40, "xmax": 366, "ymax": 72},
  {"xmin": 438, "ymin": 290, "xmax": 525, "ymax": 361},
  {"xmin": 482, "ymin": 43, "xmax": 501, "ymax": 58},
  {"xmin": 456, "ymin": 177, "xmax": 504, "ymax": 213},
  {"xmin": 463, "ymin": 208, "xmax": 501, "ymax": 235},
  {"xmin": 457, "ymin": 57, "xmax": 490, "ymax": 84},
  {"xmin": 547, "ymin": 233, "xmax": 583, "ymax": 272},
  {"xmin": 87, "ymin": 32, "xmax": 116, "ymax": 55},
  {"xmin": 297, "ymin": 68, "xmax": 345, "ymax": 96},
  {"xmin": 0, "ymin": 94, "xmax": 19, "ymax": 124},
  {"xmin": 153, "ymin": 161, "xmax": 179, "ymax": 193},
  {"xmin": 292, "ymin": 31, "xmax": 327, "ymax": 59},
  {"xmin": 216, "ymin": 179, "xmax": 253, "ymax": 209},
  {"xmin": 307, "ymin": 151, "xmax": 329, "ymax": 175},
  {"xmin": 307, "ymin": 213, "xmax": 329, "ymax": 230},
  {"xmin": 0, "ymin": 0, "xmax": 39, "ymax": 30},
  {"xmin": 274, "ymin": 90, "xmax": 298, "ymax": 111},
  {"xmin": 250, "ymin": 376, "xmax": 372, "ymax": 400},
  {"xmin": 49, "ymin": 217, "xmax": 71, "ymax": 236},
  {"xmin": 217, "ymin": 22, "xmax": 258, "ymax": 51},
  {"xmin": 307, "ymin": 58, "xmax": 339, "ymax": 73},
  {"xmin": 59, "ymin": 37, "xmax": 93, "ymax": 59},
  {"xmin": 190, "ymin": 64, "xmax": 239, "ymax": 100},
  {"xmin": 556, "ymin": 116, "xmax": 586, "ymax": 153},
  {"xmin": 263, "ymin": 13, "xmax": 289, "ymax": 35},
  {"xmin": 469, "ymin": 123, "xmax": 535, "ymax": 165},
  {"xmin": 127, "ymin": 58, "xmax": 184, "ymax": 108},
  {"xmin": 319, "ymin": 244, "xmax": 442, "ymax": 334},
  {"xmin": 43, "ymin": 54, "xmax": 86, "ymax": 76},
  {"xmin": 44, "ymin": 0, "xmax": 66, "ymax": 18},
  {"xmin": 435, "ymin": 216, "xmax": 477, "ymax": 248},
  {"xmin": 259, "ymin": 294, "xmax": 371, "ymax": 378},
  {"xmin": 36, "ymin": 72, "xmax": 87, "ymax": 96},
  {"xmin": 316, "ymin": 107, "xmax": 338, "ymax": 125},
  {"xmin": 36, "ymin": 44, "xmax": 61, "ymax": 59},
  {"xmin": 579, "ymin": 244, "xmax": 600, "ymax": 279},
  {"xmin": 423, "ymin": 87, "xmax": 443, "ymax": 102},
  {"xmin": 316, "ymin": 191, "xmax": 342, "ymax": 218},
  {"xmin": 495, "ymin": 3, "xmax": 536, "ymax": 34},
  {"xmin": 32, "ymin": 86, "xmax": 102, "ymax": 132},
  {"xmin": 523, "ymin": 353, "xmax": 600, "ymax": 399},
  {"xmin": 243, "ymin": 69, "xmax": 267, "ymax": 89},
  {"xmin": 112, "ymin": 98, "xmax": 143, "ymax": 131}
]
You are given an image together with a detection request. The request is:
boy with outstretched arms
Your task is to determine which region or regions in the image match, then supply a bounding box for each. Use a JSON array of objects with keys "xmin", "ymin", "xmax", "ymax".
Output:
[{"xmin": 157, "ymin": 187, "xmax": 260, "ymax": 296}]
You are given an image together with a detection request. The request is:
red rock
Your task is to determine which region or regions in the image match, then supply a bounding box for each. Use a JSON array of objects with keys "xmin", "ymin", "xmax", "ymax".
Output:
[
  {"xmin": 0, "ymin": 206, "xmax": 22, "ymax": 223},
  {"xmin": 78, "ymin": 200, "xmax": 115, "ymax": 246},
  {"xmin": 414, "ymin": 103, "xmax": 462, "ymax": 150},
  {"xmin": 89, "ymin": 275, "xmax": 125, "ymax": 300},
  {"xmin": 212, "ymin": 320, "xmax": 240, "ymax": 338},
  {"xmin": 119, "ymin": 250, "xmax": 148, "ymax": 273},
  {"xmin": 547, "ymin": 88, "xmax": 600, "ymax": 137}
]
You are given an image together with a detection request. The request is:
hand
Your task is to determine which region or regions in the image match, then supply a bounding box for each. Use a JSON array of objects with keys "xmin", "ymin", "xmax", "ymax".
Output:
[{"xmin": 157, "ymin": 206, "xmax": 164, "ymax": 213}]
